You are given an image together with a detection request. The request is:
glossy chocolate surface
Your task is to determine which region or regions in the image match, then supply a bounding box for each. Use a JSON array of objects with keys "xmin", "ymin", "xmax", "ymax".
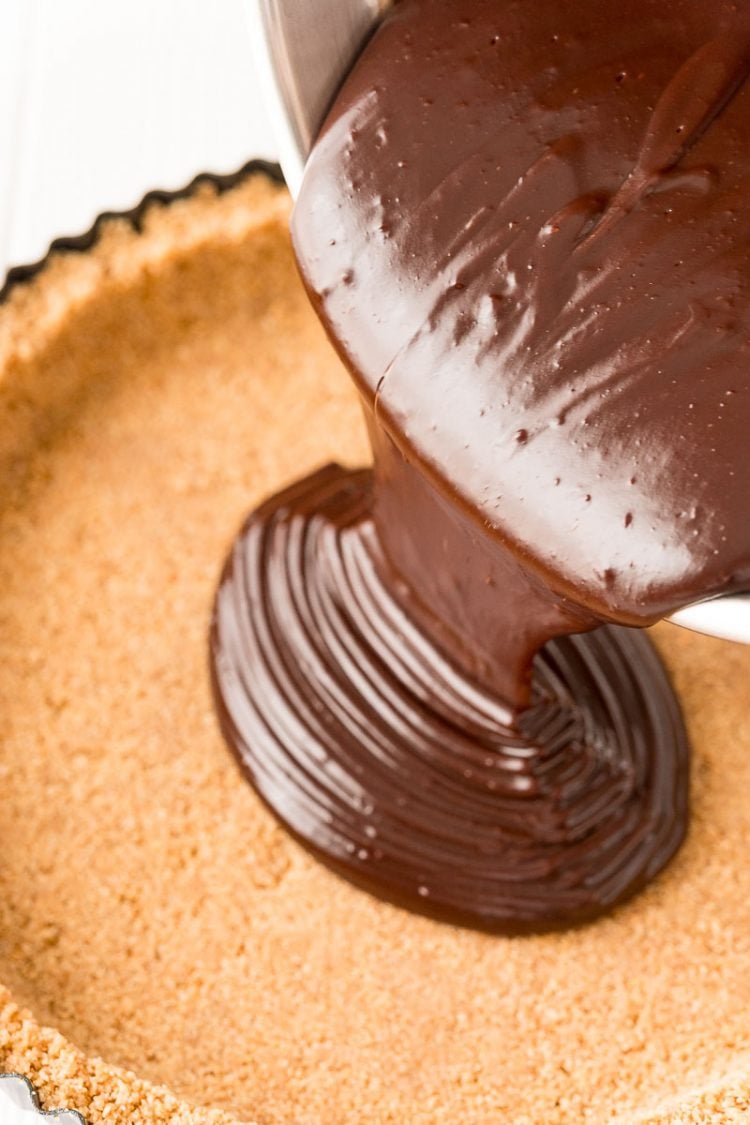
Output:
[
  {"xmin": 207, "ymin": 0, "xmax": 750, "ymax": 927},
  {"xmin": 294, "ymin": 0, "xmax": 750, "ymax": 622},
  {"xmin": 211, "ymin": 465, "xmax": 687, "ymax": 929}
]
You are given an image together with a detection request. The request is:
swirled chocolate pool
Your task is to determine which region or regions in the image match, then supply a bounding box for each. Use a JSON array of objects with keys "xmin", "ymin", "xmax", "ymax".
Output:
[{"xmin": 212, "ymin": 0, "xmax": 750, "ymax": 929}]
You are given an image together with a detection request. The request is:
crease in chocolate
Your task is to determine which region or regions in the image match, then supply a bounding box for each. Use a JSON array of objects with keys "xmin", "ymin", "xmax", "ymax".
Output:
[{"xmin": 579, "ymin": 14, "xmax": 750, "ymax": 246}]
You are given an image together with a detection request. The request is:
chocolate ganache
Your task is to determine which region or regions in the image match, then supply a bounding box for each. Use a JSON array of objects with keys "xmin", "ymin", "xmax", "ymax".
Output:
[{"xmin": 212, "ymin": 0, "xmax": 750, "ymax": 928}]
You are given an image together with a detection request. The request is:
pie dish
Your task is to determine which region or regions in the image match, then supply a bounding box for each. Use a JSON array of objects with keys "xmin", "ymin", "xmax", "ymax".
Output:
[{"xmin": 0, "ymin": 166, "xmax": 750, "ymax": 1124}]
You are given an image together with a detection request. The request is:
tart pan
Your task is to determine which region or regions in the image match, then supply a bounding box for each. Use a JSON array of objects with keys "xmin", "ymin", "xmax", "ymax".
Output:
[{"xmin": 0, "ymin": 164, "xmax": 749, "ymax": 1125}]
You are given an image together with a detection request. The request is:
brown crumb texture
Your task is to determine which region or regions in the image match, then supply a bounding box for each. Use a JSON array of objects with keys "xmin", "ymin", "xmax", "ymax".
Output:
[
  {"xmin": 0, "ymin": 986, "xmax": 243, "ymax": 1124},
  {"xmin": 0, "ymin": 172, "xmax": 749, "ymax": 1124}
]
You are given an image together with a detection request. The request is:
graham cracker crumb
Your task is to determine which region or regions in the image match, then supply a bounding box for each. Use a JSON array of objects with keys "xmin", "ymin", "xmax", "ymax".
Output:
[{"xmin": 0, "ymin": 172, "xmax": 749, "ymax": 1124}]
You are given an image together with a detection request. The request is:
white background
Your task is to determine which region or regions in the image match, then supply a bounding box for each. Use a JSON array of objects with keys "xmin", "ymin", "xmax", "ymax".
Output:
[{"xmin": 0, "ymin": 0, "xmax": 279, "ymax": 279}]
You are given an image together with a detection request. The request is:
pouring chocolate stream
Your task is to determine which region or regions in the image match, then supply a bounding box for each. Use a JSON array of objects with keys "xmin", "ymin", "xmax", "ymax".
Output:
[{"xmin": 212, "ymin": 0, "xmax": 750, "ymax": 928}]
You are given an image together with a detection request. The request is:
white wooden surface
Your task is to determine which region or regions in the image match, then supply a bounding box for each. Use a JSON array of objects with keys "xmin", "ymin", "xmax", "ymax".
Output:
[{"xmin": 0, "ymin": 0, "xmax": 279, "ymax": 279}]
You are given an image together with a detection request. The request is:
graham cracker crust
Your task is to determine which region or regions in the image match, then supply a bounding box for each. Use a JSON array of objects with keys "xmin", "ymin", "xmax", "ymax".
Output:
[{"xmin": 0, "ymin": 172, "xmax": 749, "ymax": 1124}]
